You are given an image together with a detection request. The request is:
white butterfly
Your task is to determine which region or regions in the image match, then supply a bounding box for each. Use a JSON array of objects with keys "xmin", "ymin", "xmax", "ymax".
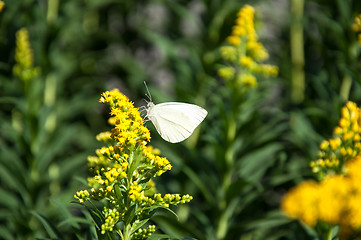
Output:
[
  {"xmin": 145, "ymin": 101, "xmax": 208, "ymax": 143},
  {"xmin": 142, "ymin": 82, "xmax": 207, "ymax": 143}
]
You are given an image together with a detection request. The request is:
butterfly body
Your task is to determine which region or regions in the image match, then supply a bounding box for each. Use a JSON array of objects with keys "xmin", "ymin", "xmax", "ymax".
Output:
[{"xmin": 146, "ymin": 102, "xmax": 207, "ymax": 143}]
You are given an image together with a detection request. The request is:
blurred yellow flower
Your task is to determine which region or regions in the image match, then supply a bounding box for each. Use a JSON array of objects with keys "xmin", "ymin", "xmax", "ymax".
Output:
[
  {"xmin": 219, "ymin": 4, "xmax": 278, "ymax": 89},
  {"xmin": 237, "ymin": 73, "xmax": 257, "ymax": 87},
  {"xmin": 283, "ymin": 155, "xmax": 361, "ymax": 230},
  {"xmin": 230, "ymin": 5, "xmax": 256, "ymax": 44},
  {"xmin": 311, "ymin": 101, "xmax": 361, "ymax": 176},
  {"xmin": 220, "ymin": 46, "xmax": 237, "ymax": 62},
  {"xmin": 0, "ymin": 1, "xmax": 4, "ymax": 12},
  {"xmin": 13, "ymin": 28, "xmax": 41, "ymax": 82},
  {"xmin": 284, "ymin": 102, "xmax": 361, "ymax": 238},
  {"xmin": 239, "ymin": 56, "xmax": 254, "ymax": 69},
  {"xmin": 218, "ymin": 66, "xmax": 235, "ymax": 80},
  {"xmin": 352, "ymin": 14, "xmax": 361, "ymax": 45},
  {"xmin": 281, "ymin": 181, "xmax": 319, "ymax": 226},
  {"xmin": 226, "ymin": 35, "xmax": 241, "ymax": 46}
]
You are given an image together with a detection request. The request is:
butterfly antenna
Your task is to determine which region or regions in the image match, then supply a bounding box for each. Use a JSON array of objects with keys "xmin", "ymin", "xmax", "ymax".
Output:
[{"xmin": 144, "ymin": 81, "xmax": 152, "ymax": 102}]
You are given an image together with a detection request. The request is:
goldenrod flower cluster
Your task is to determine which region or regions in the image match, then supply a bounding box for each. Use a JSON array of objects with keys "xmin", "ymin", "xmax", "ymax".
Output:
[
  {"xmin": 133, "ymin": 225, "xmax": 156, "ymax": 240},
  {"xmin": 310, "ymin": 102, "xmax": 361, "ymax": 178},
  {"xmin": 96, "ymin": 131, "xmax": 112, "ymax": 144},
  {"xmin": 75, "ymin": 89, "xmax": 193, "ymax": 238},
  {"xmin": 99, "ymin": 89, "xmax": 151, "ymax": 146},
  {"xmin": 282, "ymin": 102, "xmax": 361, "ymax": 238},
  {"xmin": 282, "ymin": 155, "xmax": 361, "ymax": 232},
  {"xmin": 352, "ymin": 14, "xmax": 361, "ymax": 45},
  {"xmin": 101, "ymin": 207, "xmax": 120, "ymax": 234},
  {"xmin": 13, "ymin": 28, "xmax": 41, "ymax": 82},
  {"xmin": 218, "ymin": 5, "xmax": 278, "ymax": 89}
]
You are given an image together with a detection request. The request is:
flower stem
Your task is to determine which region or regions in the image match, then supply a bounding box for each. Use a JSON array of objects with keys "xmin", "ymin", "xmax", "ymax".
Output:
[
  {"xmin": 47, "ymin": 0, "xmax": 58, "ymax": 24},
  {"xmin": 290, "ymin": 0, "xmax": 305, "ymax": 104},
  {"xmin": 326, "ymin": 226, "xmax": 333, "ymax": 240},
  {"xmin": 340, "ymin": 75, "xmax": 352, "ymax": 101}
]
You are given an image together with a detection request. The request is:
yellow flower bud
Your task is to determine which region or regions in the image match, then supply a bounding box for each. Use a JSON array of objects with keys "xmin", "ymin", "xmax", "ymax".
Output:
[{"xmin": 218, "ymin": 67, "xmax": 235, "ymax": 80}]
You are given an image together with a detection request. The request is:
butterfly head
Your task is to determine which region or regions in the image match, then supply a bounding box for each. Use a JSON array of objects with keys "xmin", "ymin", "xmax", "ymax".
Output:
[
  {"xmin": 147, "ymin": 101, "xmax": 154, "ymax": 109},
  {"xmin": 146, "ymin": 101, "xmax": 155, "ymax": 117},
  {"xmin": 141, "ymin": 100, "xmax": 154, "ymax": 123}
]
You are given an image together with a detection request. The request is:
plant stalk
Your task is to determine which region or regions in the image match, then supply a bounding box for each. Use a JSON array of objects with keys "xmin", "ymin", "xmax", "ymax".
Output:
[
  {"xmin": 339, "ymin": 75, "xmax": 352, "ymax": 101},
  {"xmin": 290, "ymin": 0, "xmax": 305, "ymax": 104}
]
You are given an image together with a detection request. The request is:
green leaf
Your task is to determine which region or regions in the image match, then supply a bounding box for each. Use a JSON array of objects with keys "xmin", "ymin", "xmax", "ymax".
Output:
[
  {"xmin": 127, "ymin": 147, "xmax": 143, "ymax": 181},
  {"xmin": 0, "ymin": 162, "xmax": 29, "ymax": 203},
  {"xmin": 124, "ymin": 204, "xmax": 136, "ymax": 226},
  {"xmin": 148, "ymin": 233, "xmax": 199, "ymax": 240},
  {"xmin": 74, "ymin": 201, "xmax": 104, "ymax": 232},
  {"xmin": 0, "ymin": 187, "xmax": 20, "ymax": 209},
  {"xmin": 58, "ymin": 216, "xmax": 92, "ymax": 229},
  {"xmin": 149, "ymin": 206, "xmax": 179, "ymax": 221},
  {"xmin": 50, "ymin": 199, "xmax": 85, "ymax": 230},
  {"xmin": 0, "ymin": 225, "xmax": 16, "ymax": 240},
  {"xmin": 238, "ymin": 143, "xmax": 283, "ymax": 182},
  {"xmin": 244, "ymin": 210, "xmax": 293, "ymax": 230},
  {"xmin": 147, "ymin": 233, "xmax": 175, "ymax": 240},
  {"xmin": 114, "ymin": 184, "xmax": 124, "ymax": 203},
  {"xmin": 129, "ymin": 218, "xmax": 150, "ymax": 235},
  {"xmin": 31, "ymin": 211, "xmax": 62, "ymax": 239}
]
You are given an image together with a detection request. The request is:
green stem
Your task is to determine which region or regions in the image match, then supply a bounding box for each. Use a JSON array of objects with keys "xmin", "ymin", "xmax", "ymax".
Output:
[
  {"xmin": 339, "ymin": 75, "xmax": 352, "ymax": 101},
  {"xmin": 123, "ymin": 224, "xmax": 130, "ymax": 240},
  {"xmin": 216, "ymin": 111, "xmax": 237, "ymax": 239},
  {"xmin": 290, "ymin": 0, "xmax": 305, "ymax": 104},
  {"xmin": 223, "ymin": 113, "xmax": 236, "ymax": 190},
  {"xmin": 326, "ymin": 226, "xmax": 333, "ymax": 240},
  {"xmin": 47, "ymin": 0, "xmax": 59, "ymax": 24},
  {"xmin": 216, "ymin": 211, "xmax": 228, "ymax": 240},
  {"xmin": 117, "ymin": 229, "xmax": 124, "ymax": 240}
]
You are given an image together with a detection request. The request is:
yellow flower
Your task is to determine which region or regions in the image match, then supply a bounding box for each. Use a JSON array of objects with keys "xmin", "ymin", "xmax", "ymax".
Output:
[
  {"xmin": 329, "ymin": 138, "xmax": 341, "ymax": 150},
  {"xmin": 352, "ymin": 15, "xmax": 361, "ymax": 45},
  {"xmin": 13, "ymin": 28, "xmax": 41, "ymax": 82},
  {"xmin": 129, "ymin": 183, "xmax": 144, "ymax": 202},
  {"xmin": 283, "ymin": 154, "xmax": 361, "ymax": 231},
  {"xmin": 311, "ymin": 102, "xmax": 361, "ymax": 175},
  {"xmin": 236, "ymin": 73, "xmax": 257, "ymax": 87},
  {"xmin": 257, "ymin": 64, "xmax": 279, "ymax": 76},
  {"xmin": 317, "ymin": 176, "xmax": 349, "ymax": 224},
  {"xmin": 77, "ymin": 90, "xmax": 193, "ymax": 238},
  {"xmin": 100, "ymin": 89, "xmax": 151, "ymax": 146},
  {"xmin": 334, "ymin": 126, "xmax": 342, "ymax": 135},
  {"xmin": 218, "ymin": 66, "xmax": 235, "ymax": 80},
  {"xmin": 226, "ymin": 5, "xmax": 256, "ymax": 45},
  {"xmin": 345, "ymin": 155, "xmax": 361, "ymax": 180},
  {"xmin": 246, "ymin": 41, "xmax": 268, "ymax": 61},
  {"xmin": 220, "ymin": 4, "xmax": 278, "ymax": 89},
  {"xmin": 235, "ymin": 5, "xmax": 256, "ymax": 39},
  {"xmin": 74, "ymin": 190, "xmax": 90, "ymax": 203},
  {"xmin": 0, "ymin": 1, "xmax": 4, "ymax": 12},
  {"xmin": 284, "ymin": 102, "xmax": 361, "ymax": 237},
  {"xmin": 281, "ymin": 181, "xmax": 319, "ymax": 227},
  {"xmin": 226, "ymin": 35, "xmax": 241, "ymax": 46},
  {"xmin": 219, "ymin": 46, "xmax": 237, "ymax": 62},
  {"xmin": 320, "ymin": 140, "xmax": 329, "ymax": 150},
  {"xmin": 239, "ymin": 56, "xmax": 254, "ymax": 69},
  {"xmin": 96, "ymin": 131, "xmax": 112, "ymax": 142}
]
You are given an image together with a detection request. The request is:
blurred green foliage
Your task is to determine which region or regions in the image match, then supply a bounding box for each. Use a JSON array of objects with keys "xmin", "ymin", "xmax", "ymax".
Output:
[{"xmin": 0, "ymin": 0, "xmax": 361, "ymax": 239}]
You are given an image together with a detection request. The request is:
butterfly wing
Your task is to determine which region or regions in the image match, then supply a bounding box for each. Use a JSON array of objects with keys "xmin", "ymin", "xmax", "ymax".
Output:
[{"xmin": 147, "ymin": 102, "xmax": 207, "ymax": 143}]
